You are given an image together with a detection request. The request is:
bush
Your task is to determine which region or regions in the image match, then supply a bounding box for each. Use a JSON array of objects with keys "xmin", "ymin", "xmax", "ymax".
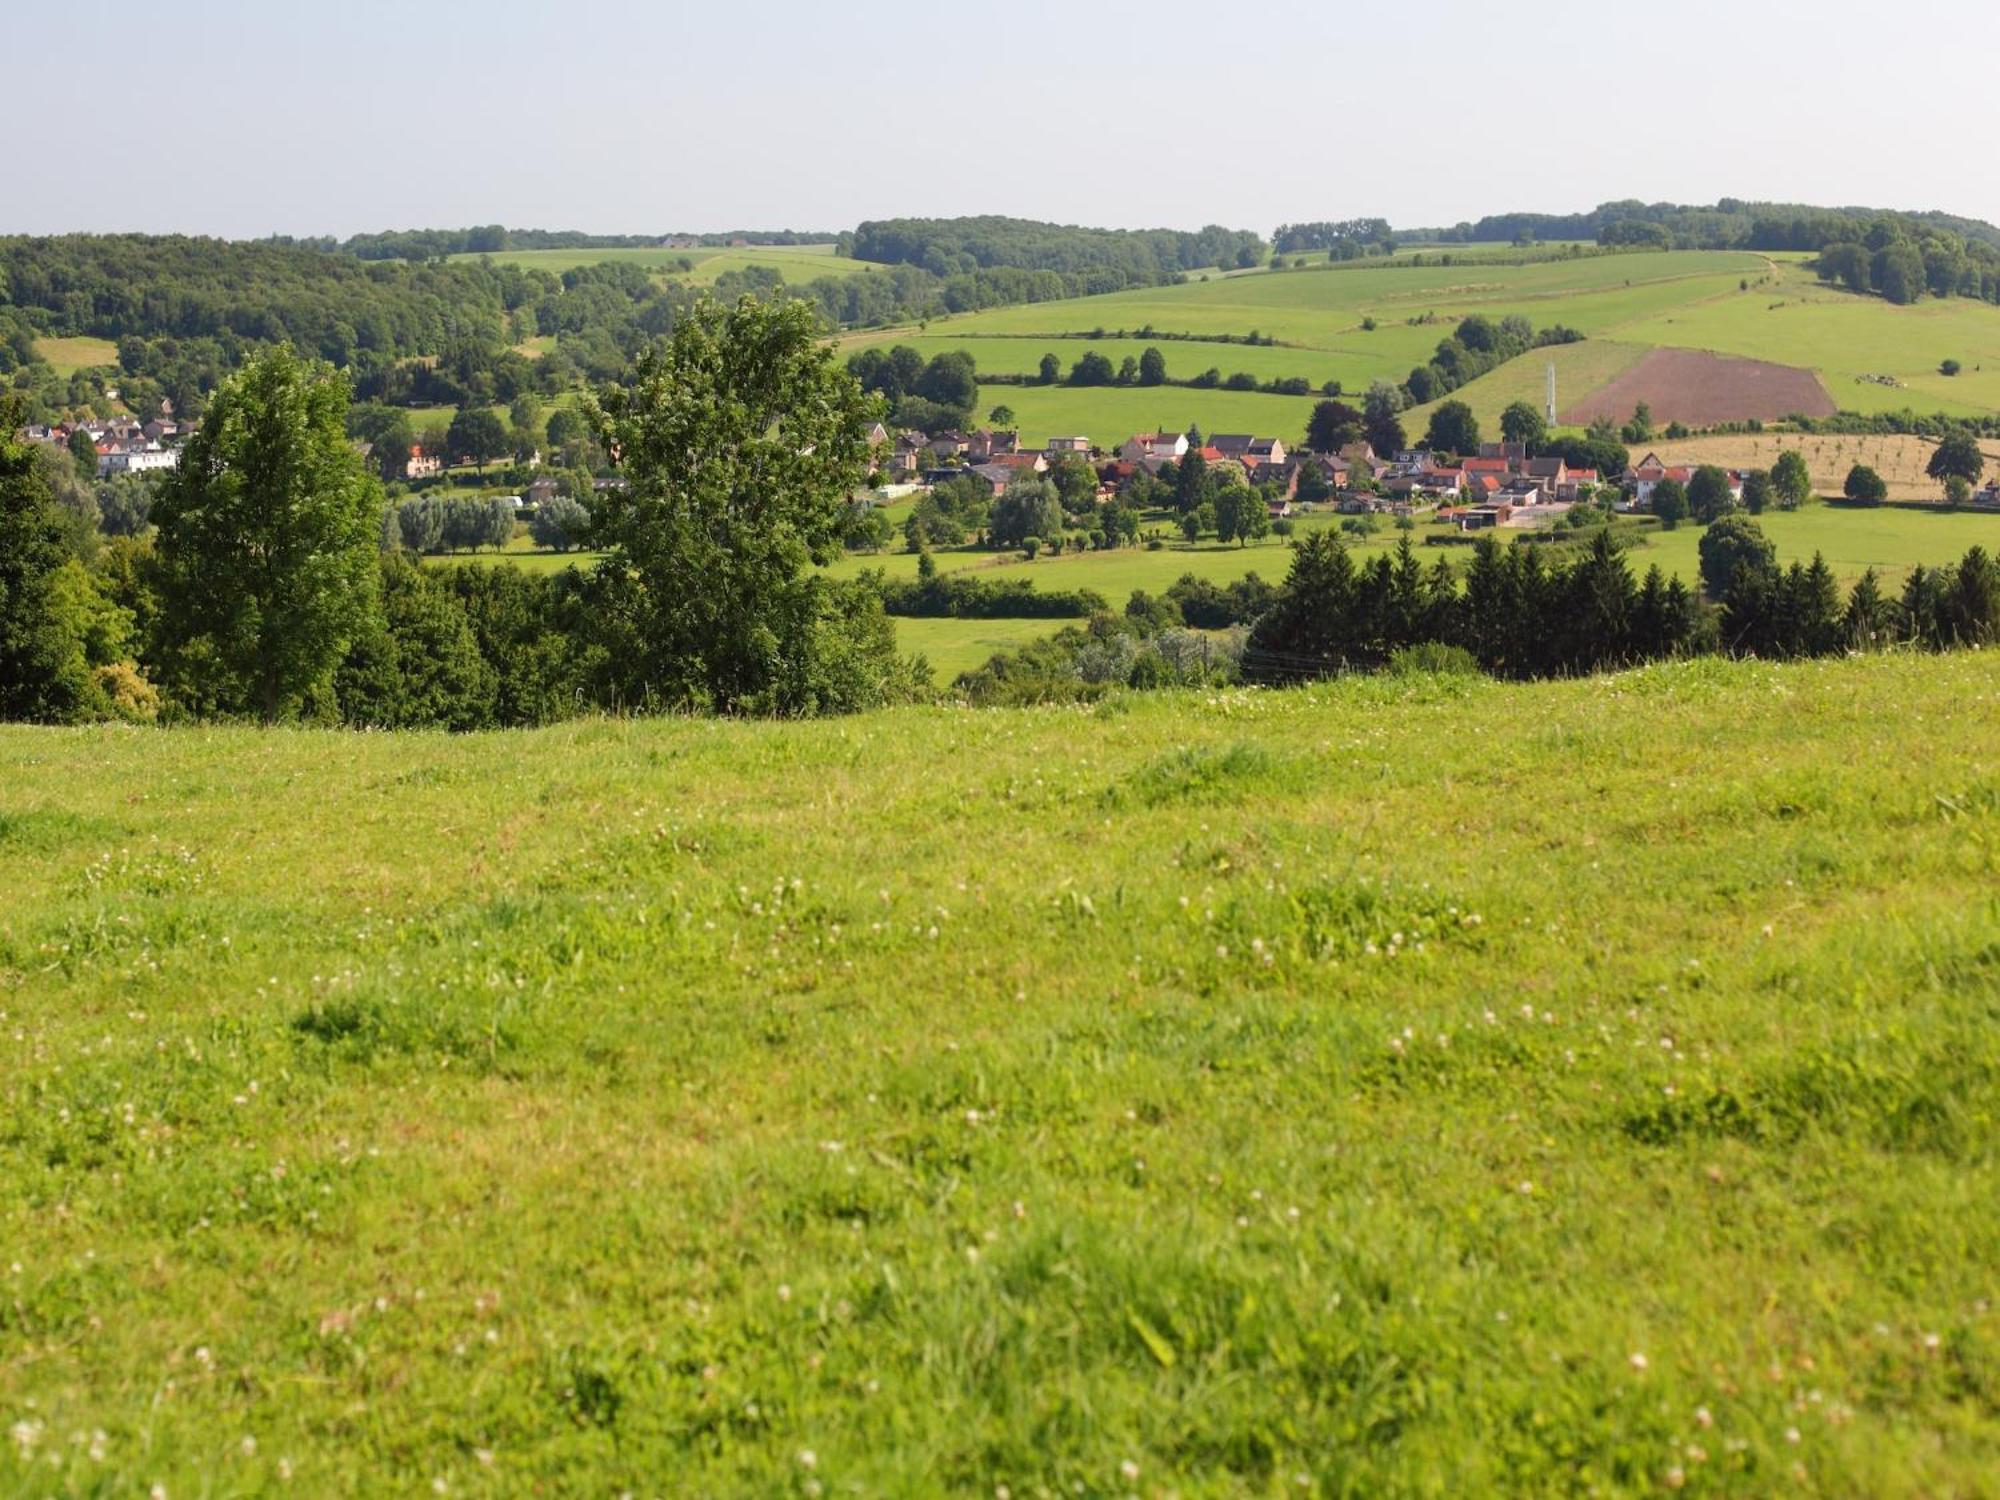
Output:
[
  {"xmin": 1387, "ymin": 643, "xmax": 1479, "ymax": 677},
  {"xmin": 1842, "ymin": 464, "xmax": 1888, "ymax": 505}
]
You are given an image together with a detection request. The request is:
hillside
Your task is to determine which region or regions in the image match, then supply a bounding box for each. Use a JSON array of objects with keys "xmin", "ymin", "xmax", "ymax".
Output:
[
  {"xmin": 3, "ymin": 652, "xmax": 1997, "ymax": 1492},
  {"xmin": 853, "ymin": 250, "xmax": 2000, "ymax": 445}
]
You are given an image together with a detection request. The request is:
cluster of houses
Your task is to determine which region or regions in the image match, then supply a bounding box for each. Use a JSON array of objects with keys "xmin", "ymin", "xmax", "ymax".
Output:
[
  {"xmin": 869, "ymin": 419, "xmax": 1623, "ymax": 530},
  {"xmin": 19, "ymin": 408, "xmax": 189, "ymax": 477}
]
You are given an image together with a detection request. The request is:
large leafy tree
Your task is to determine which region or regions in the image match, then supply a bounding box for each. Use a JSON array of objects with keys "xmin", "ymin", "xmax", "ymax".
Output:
[
  {"xmin": 1770, "ymin": 449, "xmax": 1813, "ymax": 509},
  {"xmin": 1304, "ymin": 399, "xmax": 1363, "ymax": 454},
  {"xmin": 0, "ymin": 415, "xmax": 93, "ymax": 720},
  {"xmin": 1499, "ymin": 400, "xmax": 1547, "ymax": 452},
  {"xmin": 152, "ymin": 344, "xmax": 384, "ymax": 720},
  {"xmin": 1927, "ymin": 432, "xmax": 1986, "ymax": 490},
  {"xmin": 1698, "ymin": 514, "xmax": 1776, "ymax": 600},
  {"xmin": 586, "ymin": 295, "xmax": 895, "ymax": 714},
  {"xmin": 989, "ymin": 478, "xmax": 1064, "ymax": 548},
  {"xmin": 447, "ymin": 406, "xmax": 509, "ymax": 469},
  {"xmin": 1842, "ymin": 464, "xmax": 1888, "ymax": 504},
  {"xmin": 1686, "ymin": 465, "xmax": 1737, "ymax": 524},
  {"xmin": 1424, "ymin": 400, "xmax": 1480, "ymax": 458}
]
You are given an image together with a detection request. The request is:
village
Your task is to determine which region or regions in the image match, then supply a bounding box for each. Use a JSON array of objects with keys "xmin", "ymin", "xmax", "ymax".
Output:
[
  {"xmin": 19, "ymin": 406, "xmax": 189, "ymax": 477},
  {"xmin": 855, "ymin": 418, "xmax": 2000, "ymax": 528}
]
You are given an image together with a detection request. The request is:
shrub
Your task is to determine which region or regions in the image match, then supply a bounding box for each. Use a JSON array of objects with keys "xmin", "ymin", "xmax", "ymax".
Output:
[{"xmin": 1387, "ymin": 643, "xmax": 1479, "ymax": 677}]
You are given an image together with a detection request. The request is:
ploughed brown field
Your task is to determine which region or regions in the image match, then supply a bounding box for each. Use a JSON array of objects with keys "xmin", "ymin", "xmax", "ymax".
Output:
[{"xmin": 1562, "ymin": 347, "xmax": 1837, "ymax": 426}]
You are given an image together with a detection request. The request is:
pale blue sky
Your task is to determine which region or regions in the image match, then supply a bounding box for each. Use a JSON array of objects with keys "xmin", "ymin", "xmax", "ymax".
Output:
[{"xmin": 16, "ymin": 0, "xmax": 1999, "ymax": 238}]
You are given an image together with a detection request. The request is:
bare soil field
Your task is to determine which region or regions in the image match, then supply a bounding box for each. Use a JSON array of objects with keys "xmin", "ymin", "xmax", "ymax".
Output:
[
  {"xmin": 1563, "ymin": 347, "xmax": 1836, "ymax": 426},
  {"xmin": 1639, "ymin": 432, "xmax": 2000, "ymax": 501}
]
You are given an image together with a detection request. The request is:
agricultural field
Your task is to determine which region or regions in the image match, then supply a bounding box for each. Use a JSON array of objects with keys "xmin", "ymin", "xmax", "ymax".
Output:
[
  {"xmin": 32, "ymin": 335, "xmax": 119, "ymax": 374},
  {"xmin": 473, "ymin": 500, "xmax": 2000, "ymax": 674},
  {"xmin": 3, "ymin": 652, "xmax": 1998, "ymax": 1492},
  {"xmin": 1561, "ymin": 349, "xmax": 1836, "ymax": 427},
  {"xmin": 1641, "ymin": 432, "xmax": 2000, "ymax": 502},
  {"xmin": 1612, "ymin": 260, "xmax": 2000, "ymax": 418},
  {"xmin": 451, "ymin": 243, "xmax": 877, "ymax": 285},
  {"xmin": 849, "ymin": 249, "xmax": 2000, "ymax": 449},
  {"xmin": 969, "ymin": 381, "xmax": 1323, "ymax": 449}
]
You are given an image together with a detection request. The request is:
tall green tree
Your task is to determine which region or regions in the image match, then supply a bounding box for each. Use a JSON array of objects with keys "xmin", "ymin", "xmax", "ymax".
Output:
[
  {"xmin": 1770, "ymin": 449, "xmax": 1813, "ymax": 509},
  {"xmin": 1425, "ymin": 400, "xmax": 1480, "ymax": 458},
  {"xmin": 1499, "ymin": 400, "xmax": 1547, "ymax": 452},
  {"xmin": 1698, "ymin": 514, "xmax": 1776, "ymax": 600},
  {"xmin": 152, "ymin": 345, "xmax": 385, "ymax": 721},
  {"xmin": 1686, "ymin": 465, "xmax": 1736, "ymax": 523},
  {"xmin": 586, "ymin": 296, "xmax": 901, "ymax": 714},
  {"xmin": 1174, "ymin": 449, "xmax": 1210, "ymax": 516},
  {"xmin": 1137, "ymin": 346, "xmax": 1167, "ymax": 386},
  {"xmin": 67, "ymin": 427, "xmax": 98, "ymax": 479},
  {"xmin": 1649, "ymin": 478, "xmax": 1689, "ymax": 529},
  {"xmin": 1304, "ymin": 399, "xmax": 1364, "ymax": 454},
  {"xmin": 447, "ymin": 407, "xmax": 509, "ymax": 469},
  {"xmin": 0, "ymin": 417, "xmax": 94, "ymax": 720},
  {"xmin": 1927, "ymin": 432, "xmax": 1986, "ymax": 491}
]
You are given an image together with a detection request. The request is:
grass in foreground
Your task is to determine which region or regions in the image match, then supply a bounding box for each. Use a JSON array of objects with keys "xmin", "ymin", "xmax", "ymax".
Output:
[{"xmin": 6, "ymin": 655, "xmax": 1994, "ymax": 1494}]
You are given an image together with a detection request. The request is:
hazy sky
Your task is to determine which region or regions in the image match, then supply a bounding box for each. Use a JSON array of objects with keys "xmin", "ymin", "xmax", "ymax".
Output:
[{"xmin": 16, "ymin": 0, "xmax": 2000, "ymax": 239}]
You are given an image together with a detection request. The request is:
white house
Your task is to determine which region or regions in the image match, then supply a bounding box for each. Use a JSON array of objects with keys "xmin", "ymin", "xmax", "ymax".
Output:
[
  {"xmin": 1117, "ymin": 430, "xmax": 1189, "ymax": 467},
  {"xmin": 99, "ymin": 445, "xmax": 178, "ymax": 476}
]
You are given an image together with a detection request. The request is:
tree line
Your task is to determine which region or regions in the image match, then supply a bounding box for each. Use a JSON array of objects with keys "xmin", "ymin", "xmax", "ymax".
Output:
[
  {"xmin": 845, "ymin": 217, "xmax": 1266, "ymax": 281},
  {"xmin": 339, "ymin": 226, "xmax": 834, "ymax": 261},
  {"xmin": 1401, "ymin": 198, "xmax": 2000, "ymax": 253},
  {"xmin": 955, "ymin": 524, "xmax": 2000, "ymax": 704}
]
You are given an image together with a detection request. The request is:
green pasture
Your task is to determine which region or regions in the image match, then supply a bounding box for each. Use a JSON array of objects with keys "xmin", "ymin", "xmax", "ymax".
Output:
[
  {"xmin": 461, "ymin": 500, "xmax": 2000, "ymax": 675},
  {"xmin": 1617, "ymin": 501, "xmax": 2000, "ymax": 587},
  {"xmin": 1614, "ymin": 261, "xmax": 2000, "ymax": 418},
  {"xmin": 33, "ymin": 335, "xmax": 120, "ymax": 374},
  {"xmin": 1405, "ymin": 339, "xmax": 1654, "ymax": 431},
  {"xmin": 971, "ymin": 382, "xmax": 1321, "ymax": 448},
  {"xmin": 849, "ymin": 333, "xmax": 1435, "ymax": 404},
  {"xmin": 3, "ymin": 651, "xmax": 1997, "ymax": 1492},
  {"xmin": 453, "ymin": 243, "xmax": 876, "ymax": 285},
  {"xmin": 853, "ymin": 248, "xmax": 2000, "ymax": 448},
  {"xmin": 927, "ymin": 252, "xmax": 1769, "ymax": 345}
]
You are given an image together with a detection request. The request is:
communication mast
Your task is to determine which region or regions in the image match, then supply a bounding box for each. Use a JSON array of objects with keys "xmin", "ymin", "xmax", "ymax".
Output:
[{"xmin": 1545, "ymin": 361, "xmax": 1557, "ymax": 426}]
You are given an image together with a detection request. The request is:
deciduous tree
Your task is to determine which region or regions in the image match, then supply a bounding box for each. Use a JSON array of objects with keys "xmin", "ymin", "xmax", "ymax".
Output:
[
  {"xmin": 152, "ymin": 345, "xmax": 384, "ymax": 720},
  {"xmin": 586, "ymin": 296, "xmax": 900, "ymax": 714}
]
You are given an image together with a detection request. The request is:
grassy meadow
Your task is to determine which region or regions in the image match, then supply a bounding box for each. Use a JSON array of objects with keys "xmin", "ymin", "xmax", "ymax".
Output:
[
  {"xmin": 452, "ymin": 244, "xmax": 877, "ymax": 284},
  {"xmin": 844, "ymin": 250, "xmax": 2000, "ymax": 448},
  {"xmin": 454, "ymin": 501, "xmax": 2000, "ymax": 676},
  {"xmin": 32, "ymin": 336, "xmax": 120, "ymax": 375},
  {"xmin": 2, "ymin": 652, "xmax": 1998, "ymax": 1494}
]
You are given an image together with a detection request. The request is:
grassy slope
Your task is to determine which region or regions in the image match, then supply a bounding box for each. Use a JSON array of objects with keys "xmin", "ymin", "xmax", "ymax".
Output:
[
  {"xmin": 854, "ymin": 251, "xmax": 2000, "ymax": 446},
  {"xmin": 32, "ymin": 335, "xmax": 120, "ymax": 374},
  {"xmin": 464, "ymin": 499, "xmax": 2000, "ymax": 673},
  {"xmin": 2, "ymin": 653, "xmax": 1996, "ymax": 1494},
  {"xmin": 452, "ymin": 244, "xmax": 876, "ymax": 283}
]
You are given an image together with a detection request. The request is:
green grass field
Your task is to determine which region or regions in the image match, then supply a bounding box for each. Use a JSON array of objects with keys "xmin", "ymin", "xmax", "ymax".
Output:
[
  {"xmin": 971, "ymin": 383, "xmax": 1323, "ymax": 448},
  {"xmin": 1612, "ymin": 260, "xmax": 2000, "ymax": 418},
  {"xmin": 33, "ymin": 336, "xmax": 120, "ymax": 374},
  {"xmin": 3, "ymin": 651, "xmax": 1997, "ymax": 1493},
  {"xmin": 453, "ymin": 244, "xmax": 877, "ymax": 285},
  {"xmin": 460, "ymin": 501, "xmax": 2000, "ymax": 676},
  {"xmin": 846, "ymin": 249, "xmax": 2000, "ymax": 449}
]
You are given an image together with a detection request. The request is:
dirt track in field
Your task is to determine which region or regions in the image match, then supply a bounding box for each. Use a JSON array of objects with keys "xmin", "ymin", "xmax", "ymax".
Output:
[{"xmin": 1562, "ymin": 347, "xmax": 1837, "ymax": 426}]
